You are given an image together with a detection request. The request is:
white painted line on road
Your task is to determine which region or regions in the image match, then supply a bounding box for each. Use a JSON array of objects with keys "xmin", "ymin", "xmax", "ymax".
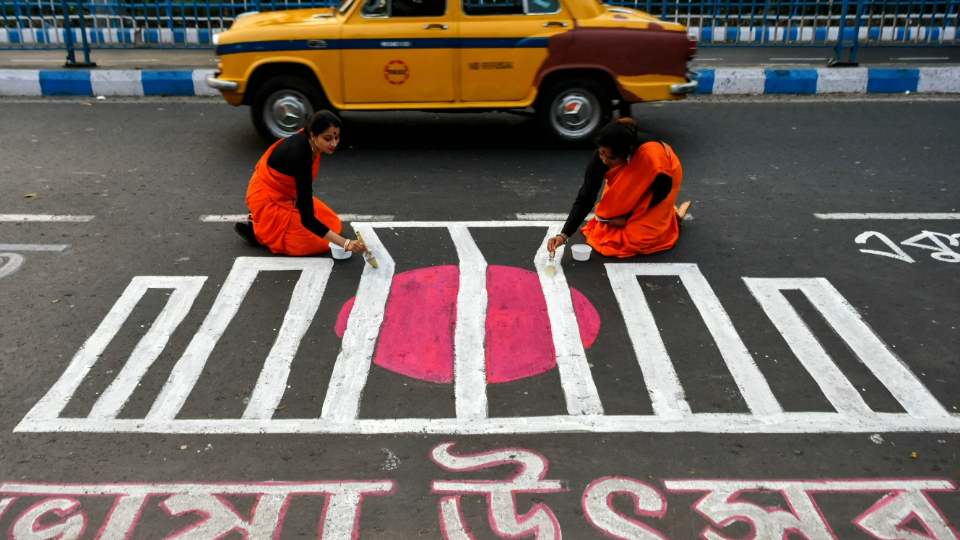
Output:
[
  {"xmin": 0, "ymin": 253, "xmax": 24, "ymax": 280},
  {"xmin": 745, "ymin": 278, "xmax": 950, "ymax": 420},
  {"xmin": 16, "ymin": 413, "xmax": 960, "ymax": 434},
  {"xmin": 147, "ymin": 258, "xmax": 323, "ymax": 421},
  {"xmin": 243, "ymin": 259, "xmax": 333, "ymax": 419},
  {"xmin": 769, "ymin": 57, "xmax": 826, "ymax": 61},
  {"xmin": 201, "ymin": 214, "xmax": 248, "ymax": 222},
  {"xmin": 537, "ymin": 225, "xmax": 604, "ymax": 416},
  {"xmin": 0, "ymin": 214, "xmax": 94, "ymax": 222},
  {"xmin": 201, "ymin": 214, "xmax": 395, "ymax": 222},
  {"xmin": 0, "ymin": 243, "xmax": 70, "ymax": 251},
  {"xmin": 321, "ymin": 226, "xmax": 395, "ymax": 422},
  {"xmin": 19, "ymin": 221, "xmax": 957, "ymax": 435},
  {"xmin": 22, "ymin": 276, "xmax": 207, "ymax": 424},
  {"xmin": 448, "ymin": 224, "xmax": 489, "ymax": 421},
  {"xmin": 892, "ymin": 57, "xmax": 949, "ymax": 61},
  {"xmin": 87, "ymin": 277, "xmax": 207, "ymax": 419},
  {"xmin": 815, "ymin": 213, "xmax": 960, "ymax": 220},
  {"xmin": 607, "ymin": 265, "xmax": 690, "ymax": 419},
  {"xmin": 609, "ymin": 263, "xmax": 782, "ymax": 418},
  {"xmin": 344, "ymin": 214, "xmax": 395, "ymax": 222},
  {"xmin": 516, "ymin": 213, "xmax": 594, "ymax": 221}
]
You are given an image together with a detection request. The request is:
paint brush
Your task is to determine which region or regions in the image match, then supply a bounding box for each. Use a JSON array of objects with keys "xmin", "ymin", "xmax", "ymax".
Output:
[{"xmin": 355, "ymin": 232, "xmax": 379, "ymax": 269}]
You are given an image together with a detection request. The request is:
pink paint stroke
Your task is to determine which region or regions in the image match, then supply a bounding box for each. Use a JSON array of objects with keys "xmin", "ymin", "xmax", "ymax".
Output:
[{"xmin": 334, "ymin": 265, "xmax": 600, "ymax": 384}]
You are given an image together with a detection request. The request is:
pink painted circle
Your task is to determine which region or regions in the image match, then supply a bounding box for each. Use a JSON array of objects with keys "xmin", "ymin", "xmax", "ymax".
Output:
[{"xmin": 335, "ymin": 265, "xmax": 600, "ymax": 384}]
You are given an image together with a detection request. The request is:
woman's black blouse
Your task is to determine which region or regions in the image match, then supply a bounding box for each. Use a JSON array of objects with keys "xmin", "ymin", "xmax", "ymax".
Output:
[{"xmin": 266, "ymin": 131, "xmax": 330, "ymax": 238}]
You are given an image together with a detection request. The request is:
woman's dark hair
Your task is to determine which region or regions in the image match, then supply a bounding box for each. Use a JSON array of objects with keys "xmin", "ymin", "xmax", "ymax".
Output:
[
  {"xmin": 307, "ymin": 110, "xmax": 341, "ymax": 135},
  {"xmin": 596, "ymin": 118, "xmax": 639, "ymax": 159}
]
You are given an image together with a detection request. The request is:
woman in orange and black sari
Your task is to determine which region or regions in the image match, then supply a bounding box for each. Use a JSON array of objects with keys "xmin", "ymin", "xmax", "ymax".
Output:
[
  {"xmin": 548, "ymin": 118, "xmax": 691, "ymax": 258},
  {"xmin": 235, "ymin": 111, "xmax": 367, "ymax": 256}
]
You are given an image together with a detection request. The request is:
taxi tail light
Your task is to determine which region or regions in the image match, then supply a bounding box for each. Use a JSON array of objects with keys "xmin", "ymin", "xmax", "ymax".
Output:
[{"xmin": 687, "ymin": 34, "xmax": 697, "ymax": 59}]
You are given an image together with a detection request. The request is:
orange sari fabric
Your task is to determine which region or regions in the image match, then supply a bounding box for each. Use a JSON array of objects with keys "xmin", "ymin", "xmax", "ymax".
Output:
[
  {"xmin": 581, "ymin": 141, "xmax": 683, "ymax": 258},
  {"xmin": 245, "ymin": 138, "xmax": 342, "ymax": 256}
]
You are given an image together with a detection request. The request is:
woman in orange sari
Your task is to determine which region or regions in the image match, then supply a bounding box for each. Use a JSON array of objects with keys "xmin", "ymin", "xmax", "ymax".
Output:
[
  {"xmin": 235, "ymin": 111, "xmax": 367, "ymax": 256},
  {"xmin": 548, "ymin": 118, "xmax": 690, "ymax": 258}
]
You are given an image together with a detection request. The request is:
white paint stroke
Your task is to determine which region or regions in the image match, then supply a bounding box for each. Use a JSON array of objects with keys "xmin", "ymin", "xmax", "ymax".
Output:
[
  {"xmin": 664, "ymin": 479, "xmax": 957, "ymax": 493},
  {"xmin": 0, "ymin": 481, "xmax": 395, "ymax": 540},
  {"xmin": 815, "ymin": 213, "xmax": 960, "ymax": 220},
  {"xmin": 321, "ymin": 225, "xmax": 395, "ymax": 422},
  {"xmin": 745, "ymin": 278, "xmax": 950, "ymax": 420},
  {"xmin": 0, "ymin": 214, "xmax": 94, "ymax": 222},
  {"xmin": 516, "ymin": 213, "xmax": 594, "ymax": 221},
  {"xmin": 608, "ymin": 263, "xmax": 783, "ymax": 418},
  {"xmin": 745, "ymin": 279, "xmax": 880, "ymax": 417},
  {"xmin": 0, "ymin": 253, "xmax": 25, "ymax": 280},
  {"xmin": 87, "ymin": 277, "xmax": 207, "ymax": 419},
  {"xmin": 21, "ymin": 276, "xmax": 206, "ymax": 424},
  {"xmin": 0, "ymin": 481, "xmax": 395, "ymax": 497},
  {"xmin": 243, "ymin": 259, "xmax": 333, "ymax": 419},
  {"xmin": 0, "ymin": 243, "xmax": 70, "ymax": 252},
  {"xmin": 607, "ymin": 265, "xmax": 690, "ymax": 419},
  {"xmin": 15, "ymin": 411, "xmax": 960, "ymax": 435},
  {"xmin": 147, "ymin": 258, "xmax": 326, "ymax": 420},
  {"xmin": 201, "ymin": 214, "xmax": 395, "ymax": 222},
  {"xmin": 448, "ymin": 225, "xmax": 488, "ymax": 421},
  {"xmin": 372, "ymin": 221, "xmax": 562, "ymax": 228},
  {"xmin": 200, "ymin": 214, "xmax": 248, "ymax": 222},
  {"xmin": 0, "ymin": 497, "xmax": 12, "ymax": 520},
  {"xmin": 439, "ymin": 498, "xmax": 476, "ymax": 540},
  {"xmin": 537, "ymin": 227, "xmax": 604, "ymax": 416}
]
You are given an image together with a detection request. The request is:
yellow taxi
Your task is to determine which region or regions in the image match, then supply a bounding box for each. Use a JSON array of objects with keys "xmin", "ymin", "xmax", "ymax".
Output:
[{"xmin": 207, "ymin": 0, "xmax": 698, "ymax": 143}]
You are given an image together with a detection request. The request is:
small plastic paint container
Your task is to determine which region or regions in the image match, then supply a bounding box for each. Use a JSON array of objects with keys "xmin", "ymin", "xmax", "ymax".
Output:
[
  {"xmin": 331, "ymin": 244, "xmax": 352, "ymax": 260},
  {"xmin": 571, "ymin": 244, "xmax": 592, "ymax": 262}
]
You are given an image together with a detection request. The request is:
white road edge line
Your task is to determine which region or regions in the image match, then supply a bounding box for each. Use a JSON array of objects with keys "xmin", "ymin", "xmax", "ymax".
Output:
[
  {"xmin": 892, "ymin": 57, "xmax": 950, "ymax": 60},
  {"xmin": 0, "ymin": 244, "xmax": 70, "ymax": 251},
  {"xmin": 0, "ymin": 214, "xmax": 94, "ymax": 222},
  {"xmin": 516, "ymin": 213, "xmax": 594, "ymax": 221},
  {"xmin": 201, "ymin": 214, "xmax": 395, "ymax": 222},
  {"xmin": 815, "ymin": 213, "xmax": 960, "ymax": 220}
]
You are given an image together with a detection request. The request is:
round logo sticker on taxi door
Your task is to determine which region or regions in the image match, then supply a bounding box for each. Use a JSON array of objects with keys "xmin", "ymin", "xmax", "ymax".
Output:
[{"xmin": 384, "ymin": 60, "xmax": 410, "ymax": 85}]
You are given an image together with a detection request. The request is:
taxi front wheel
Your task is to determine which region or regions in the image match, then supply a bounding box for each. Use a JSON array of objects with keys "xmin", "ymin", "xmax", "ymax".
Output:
[
  {"xmin": 252, "ymin": 76, "xmax": 325, "ymax": 141},
  {"xmin": 537, "ymin": 79, "xmax": 612, "ymax": 145}
]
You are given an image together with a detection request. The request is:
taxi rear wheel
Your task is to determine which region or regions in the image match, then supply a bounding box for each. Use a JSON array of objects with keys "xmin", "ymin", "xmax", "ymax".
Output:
[
  {"xmin": 537, "ymin": 79, "xmax": 612, "ymax": 145},
  {"xmin": 251, "ymin": 76, "xmax": 324, "ymax": 141}
]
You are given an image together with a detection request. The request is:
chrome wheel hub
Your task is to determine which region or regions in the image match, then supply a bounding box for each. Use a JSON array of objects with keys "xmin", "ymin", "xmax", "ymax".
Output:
[
  {"xmin": 264, "ymin": 90, "xmax": 313, "ymax": 138},
  {"xmin": 551, "ymin": 91, "xmax": 600, "ymax": 139}
]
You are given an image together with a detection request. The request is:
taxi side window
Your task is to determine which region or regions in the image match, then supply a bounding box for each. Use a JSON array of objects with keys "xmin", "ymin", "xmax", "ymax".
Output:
[
  {"xmin": 526, "ymin": 0, "xmax": 559, "ymax": 14},
  {"xmin": 362, "ymin": 0, "xmax": 445, "ymax": 17},
  {"xmin": 462, "ymin": 0, "xmax": 522, "ymax": 16},
  {"xmin": 462, "ymin": 0, "xmax": 559, "ymax": 16}
]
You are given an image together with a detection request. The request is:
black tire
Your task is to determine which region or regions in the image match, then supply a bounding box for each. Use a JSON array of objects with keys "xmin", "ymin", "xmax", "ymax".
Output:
[
  {"xmin": 251, "ymin": 75, "xmax": 326, "ymax": 141},
  {"xmin": 536, "ymin": 78, "xmax": 612, "ymax": 145}
]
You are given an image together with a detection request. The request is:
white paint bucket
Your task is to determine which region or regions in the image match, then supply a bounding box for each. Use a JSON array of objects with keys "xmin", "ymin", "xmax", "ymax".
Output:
[
  {"xmin": 571, "ymin": 244, "xmax": 592, "ymax": 261},
  {"xmin": 331, "ymin": 244, "xmax": 352, "ymax": 260}
]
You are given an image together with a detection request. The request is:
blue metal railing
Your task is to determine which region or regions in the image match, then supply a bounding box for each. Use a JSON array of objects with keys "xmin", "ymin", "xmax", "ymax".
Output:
[{"xmin": 2, "ymin": 0, "xmax": 957, "ymax": 52}]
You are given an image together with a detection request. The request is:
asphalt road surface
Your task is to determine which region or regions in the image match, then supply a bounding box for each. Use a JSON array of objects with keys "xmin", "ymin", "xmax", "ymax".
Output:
[{"xmin": 0, "ymin": 96, "xmax": 959, "ymax": 539}]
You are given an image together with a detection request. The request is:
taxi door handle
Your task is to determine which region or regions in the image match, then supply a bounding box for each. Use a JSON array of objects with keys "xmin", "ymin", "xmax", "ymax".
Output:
[
  {"xmin": 423, "ymin": 24, "xmax": 449, "ymax": 30},
  {"xmin": 543, "ymin": 21, "xmax": 569, "ymax": 27}
]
